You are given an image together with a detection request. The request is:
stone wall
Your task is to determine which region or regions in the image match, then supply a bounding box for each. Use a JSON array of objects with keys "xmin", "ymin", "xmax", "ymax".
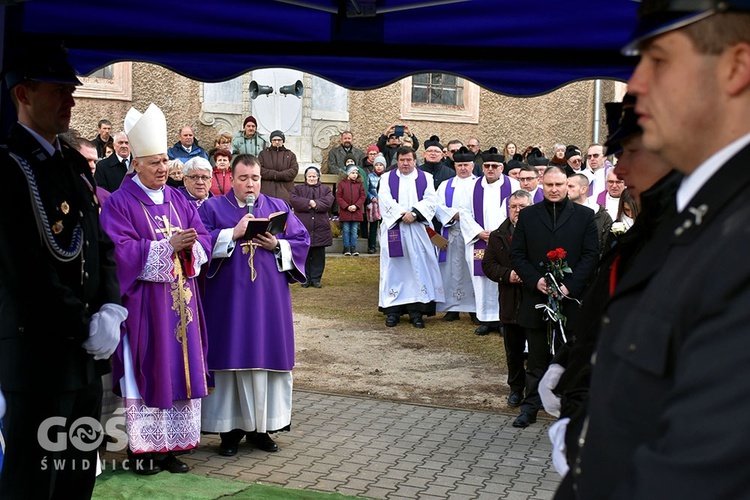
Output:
[{"xmin": 70, "ymin": 62, "xmax": 619, "ymax": 161}]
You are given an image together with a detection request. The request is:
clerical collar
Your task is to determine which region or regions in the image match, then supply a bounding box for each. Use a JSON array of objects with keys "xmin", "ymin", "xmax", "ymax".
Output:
[
  {"xmin": 133, "ymin": 173, "xmax": 165, "ymax": 204},
  {"xmin": 19, "ymin": 123, "xmax": 57, "ymax": 157}
]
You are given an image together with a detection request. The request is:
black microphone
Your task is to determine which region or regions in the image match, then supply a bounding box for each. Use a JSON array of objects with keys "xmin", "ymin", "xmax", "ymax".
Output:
[{"xmin": 246, "ymin": 194, "xmax": 255, "ymax": 215}]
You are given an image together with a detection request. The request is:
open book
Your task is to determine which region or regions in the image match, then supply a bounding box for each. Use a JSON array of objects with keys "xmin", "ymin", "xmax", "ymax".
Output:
[{"xmin": 243, "ymin": 210, "xmax": 288, "ymax": 240}]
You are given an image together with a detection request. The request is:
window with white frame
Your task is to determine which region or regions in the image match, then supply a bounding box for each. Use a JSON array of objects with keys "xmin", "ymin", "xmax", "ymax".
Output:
[
  {"xmin": 401, "ymin": 73, "xmax": 479, "ymax": 124},
  {"xmin": 75, "ymin": 62, "xmax": 132, "ymax": 101}
]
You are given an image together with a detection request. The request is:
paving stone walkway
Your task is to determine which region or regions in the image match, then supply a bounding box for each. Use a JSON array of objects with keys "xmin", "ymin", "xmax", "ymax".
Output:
[{"xmin": 158, "ymin": 390, "xmax": 562, "ymax": 499}]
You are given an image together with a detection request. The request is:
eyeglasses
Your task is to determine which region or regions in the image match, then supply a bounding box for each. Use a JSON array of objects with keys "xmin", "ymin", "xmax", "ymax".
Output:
[
  {"xmin": 569, "ymin": 158, "xmax": 582, "ymax": 163},
  {"xmin": 587, "ymin": 153, "xmax": 602, "ymax": 159},
  {"xmin": 448, "ymin": 149, "xmax": 460, "ymax": 154},
  {"xmin": 518, "ymin": 176, "xmax": 537, "ymax": 182},
  {"xmin": 606, "ymin": 180, "xmax": 625, "ymax": 185},
  {"xmin": 483, "ymin": 164, "xmax": 502, "ymax": 169},
  {"xmin": 425, "ymin": 149, "xmax": 442, "ymax": 154},
  {"xmin": 509, "ymin": 204, "xmax": 527, "ymax": 211},
  {"xmin": 186, "ymin": 175, "xmax": 210, "ymax": 182}
]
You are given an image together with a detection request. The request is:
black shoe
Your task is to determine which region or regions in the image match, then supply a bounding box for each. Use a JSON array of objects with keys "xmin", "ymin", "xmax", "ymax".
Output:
[
  {"xmin": 157, "ymin": 453, "xmax": 189, "ymax": 473},
  {"xmin": 128, "ymin": 451, "xmax": 162, "ymax": 475},
  {"xmin": 301, "ymin": 282, "xmax": 311, "ymax": 288},
  {"xmin": 385, "ymin": 314, "xmax": 400, "ymax": 327},
  {"xmin": 410, "ymin": 316, "xmax": 425, "ymax": 328},
  {"xmin": 247, "ymin": 431, "xmax": 279, "ymax": 452},
  {"xmin": 344, "ymin": 247, "xmax": 351, "ymax": 256},
  {"xmin": 474, "ymin": 325, "xmax": 490, "ymax": 336},
  {"xmin": 368, "ymin": 247, "xmax": 376, "ymax": 254},
  {"xmin": 508, "ymin": 391, "xmax": 523, "ymax": 407},
  {"xmin": 352, "ymin": 248, "xmax": 360, "ymax": 256},
  {"xmin": 311, "ymin": 282, "xmax": 322, "ymax": 288},
  {"xmin": 442, "ymin": 312, "xmax": 460, "ymax": 322},
  {"xmin": 512, "ymin": 412, "xmax": 537, "ymax": 428},
  {"xmin": 218, "ymin": 429, "xmax": 245, "ymax": 457},
  {"xmin": 469, "ymin": 312, "xmax": 481, "ymax": 325}
]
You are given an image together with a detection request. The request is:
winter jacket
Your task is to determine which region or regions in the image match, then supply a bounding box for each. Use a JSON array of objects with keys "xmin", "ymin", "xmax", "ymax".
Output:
[
  {"xmin": 289, "ymin": 182, "xmax": 334, "ymax": 247},
  {"xmin": 257, "ymin": 146, "xmax": 299, "ymax": 203},
  {"xmin": 167, "ymin": 141, "xmax": 209, "ymax": 162},
  {"xmin": 335, "ymin": 176, "xmax": 366, "ymax": 222},
  {"xmin": 231, "ymin": 131, "xmax": 268, "ymax": 156}
]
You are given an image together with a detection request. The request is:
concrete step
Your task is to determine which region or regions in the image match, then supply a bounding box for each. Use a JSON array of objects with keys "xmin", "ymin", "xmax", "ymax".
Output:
[{"xmin": 327, "ymin": 237, "xmax": 379, "ymax": 255}]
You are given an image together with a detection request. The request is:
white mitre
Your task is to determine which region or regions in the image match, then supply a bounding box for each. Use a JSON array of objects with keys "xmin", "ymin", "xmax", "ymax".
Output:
[{"xmin": 124, "ymin": 103, "xmax": 167, "ymax": 158}]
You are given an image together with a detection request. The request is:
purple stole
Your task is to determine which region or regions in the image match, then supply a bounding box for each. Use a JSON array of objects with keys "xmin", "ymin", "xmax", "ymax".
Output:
[
  {"xmin": 438, "ymin": 177, "xmax": 456, "ymax": 263},
  {"xmin": 388, "ymin": 169, "xmax": 427, "ymax": 258},
  {"xmin": 597, "ymin": 190, "xmax": 607, "ymax": 206},
  {"xmin": 533, "ymin": 188, "xmax": 544, "ymax": 204},
  {"xmin": 472, "ymin": 176, "xmax": 511, "ymax": 276}
]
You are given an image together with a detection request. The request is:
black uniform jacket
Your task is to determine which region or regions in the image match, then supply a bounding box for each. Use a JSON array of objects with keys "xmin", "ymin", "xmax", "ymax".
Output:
[
  {"xmin": 561, "ymin": 144, "xmax": 750, "ymax": 499},
  {"xmin": 0, "ymin": 125, "xmax": 121, "ymax": 392}
]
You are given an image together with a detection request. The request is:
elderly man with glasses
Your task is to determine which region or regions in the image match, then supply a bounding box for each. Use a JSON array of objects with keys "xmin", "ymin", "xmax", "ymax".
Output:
[{"xmin": 180, "ymin": 157, "xmax": 214, "ymax": 208}]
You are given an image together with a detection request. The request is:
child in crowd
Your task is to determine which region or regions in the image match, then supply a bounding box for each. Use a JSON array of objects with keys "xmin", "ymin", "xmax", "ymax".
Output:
[
  {"xmin": 365, "ymin": 154, "xmax": 386, "ymax": 253},
  {"xmin": 336, "ymin": 165, "xmax": 366, "ymax": 256}
]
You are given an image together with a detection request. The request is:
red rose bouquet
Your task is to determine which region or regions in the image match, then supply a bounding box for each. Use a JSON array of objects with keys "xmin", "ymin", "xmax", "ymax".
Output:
[{"xmin": 537, "ymin": 247, "xmax": 578, "ymax": 354}]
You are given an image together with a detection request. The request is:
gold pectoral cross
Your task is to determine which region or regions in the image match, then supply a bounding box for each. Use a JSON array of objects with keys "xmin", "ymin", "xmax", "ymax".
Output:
[{"xmin": 155, "ymin": 215, "xmax": 180, "ymax": 240}]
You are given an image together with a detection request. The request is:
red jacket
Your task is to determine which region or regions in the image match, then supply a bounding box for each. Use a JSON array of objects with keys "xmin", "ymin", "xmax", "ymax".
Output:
[{"xmin": 336, "ymin": 177, "xmax": 365, "ymax": 222}]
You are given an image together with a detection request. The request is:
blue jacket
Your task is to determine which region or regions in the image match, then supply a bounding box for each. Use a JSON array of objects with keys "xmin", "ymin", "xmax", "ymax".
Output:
[{"xmin": 167, "ymin": 141, "xmax": 209, "ymax": 162}]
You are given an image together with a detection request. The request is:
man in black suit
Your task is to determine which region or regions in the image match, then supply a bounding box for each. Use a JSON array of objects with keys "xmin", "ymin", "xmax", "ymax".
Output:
[
  {"xmin": 557, "ymin": 2, "xmax": 750, "ymax": 498},
  {"xmin": 509, "ymin": 166, "xmax": 599, "ymax": 428},
  {"xmin": 94, "ymin": 130, "xmax": 131, "ymax": 192},
  {"xmin": 0, "ymin": 44, "xmax": 126, "ymax": 498}
]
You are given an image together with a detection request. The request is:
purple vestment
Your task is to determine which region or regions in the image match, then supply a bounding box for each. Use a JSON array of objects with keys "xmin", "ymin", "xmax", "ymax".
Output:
[
  {"xmin": 101, "ymin": 174, "xmax": 211, "ymax": 409},
  {"xmin": 198, "ymin": 193, "xmax": 309, "ymax": 371}
]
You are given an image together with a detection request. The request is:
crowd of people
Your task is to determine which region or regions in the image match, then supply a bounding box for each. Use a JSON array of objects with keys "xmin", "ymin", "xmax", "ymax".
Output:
[{"xmin": 3, "ymin": 2, "xmax": 750, "ymax": 497}]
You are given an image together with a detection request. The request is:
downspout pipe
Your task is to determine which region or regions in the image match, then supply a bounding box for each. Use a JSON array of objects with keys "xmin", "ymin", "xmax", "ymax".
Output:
[{"xmin": 593, "ymin": 79, "xmax": 601, "ymax": 144}]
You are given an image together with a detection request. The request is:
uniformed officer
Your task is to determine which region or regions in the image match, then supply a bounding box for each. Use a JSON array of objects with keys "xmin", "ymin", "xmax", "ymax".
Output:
[{"xmin": 0, "ymin": 43, "xmax": 126, "ymax": 498}]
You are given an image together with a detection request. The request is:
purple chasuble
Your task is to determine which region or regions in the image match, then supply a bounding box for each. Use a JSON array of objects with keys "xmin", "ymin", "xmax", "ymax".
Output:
[
  {"xmin": 472, "ymin": 176, "xmax": 512, "ymax": 276},
  {"xmin": 438, "ymin": 177, "xmax": 456, "ymax": 263},
  {"xmin": 388, "ymin": 169, "xmax": 427, "ymax": 258},
  {"xmin": 198, "ymin": 193, "xmax": 310, "ymax": 371},
  {"xmin": 533, "ymin": 188, "xmax": 544, "ymax": 204},
  {"xmin": 100, "ymin": 174, "xmax": 212, "ymax": 409}
]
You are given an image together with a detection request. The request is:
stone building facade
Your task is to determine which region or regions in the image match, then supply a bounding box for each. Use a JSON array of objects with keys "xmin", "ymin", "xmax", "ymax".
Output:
[{"xmin": 70, "ymin": 62, "xmax": 625, "ymax": 170}]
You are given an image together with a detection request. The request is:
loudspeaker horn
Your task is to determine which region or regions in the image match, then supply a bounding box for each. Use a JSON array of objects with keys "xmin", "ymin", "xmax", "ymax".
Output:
[
  {"xmin": 249, "ymin": 80, "xmax": 273, "ymax": 99},
  {"xmin": 279, "ymin": 80, "xmax": 303, "ymax": 98}
]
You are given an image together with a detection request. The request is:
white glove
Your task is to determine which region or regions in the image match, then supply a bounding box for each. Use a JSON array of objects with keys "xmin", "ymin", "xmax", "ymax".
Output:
[
  {"xmin": 82, "ymin": 303, "xmax": 128, "ymax": 360},
  {"xmin": 0, "ymin": 384, "xmax": 6, "ymax": 419},
  {"xmin": 539, "ymin": 363, "xmax": 565, "ymax": 418},
  {"xmin": 548, "ymin": 417, "xmax": 570, "ymax": 477}
]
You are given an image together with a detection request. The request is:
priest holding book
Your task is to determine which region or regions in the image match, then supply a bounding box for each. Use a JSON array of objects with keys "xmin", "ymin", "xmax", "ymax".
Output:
[{"xmin": 198, "ymin": 153, "xmax": 309, "ymax": 456}]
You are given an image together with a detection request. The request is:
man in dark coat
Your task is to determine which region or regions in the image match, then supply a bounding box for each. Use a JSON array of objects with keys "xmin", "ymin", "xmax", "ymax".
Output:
[
  {"xmin": 94, "ymin": 130, "xmax": 131, "ymax": 192},
  {"xmin": 258, "ymin": 130, "xmax": 299, "ymax": 203},
  {"xmin": 509, "ymin": 166, "xmax": 599, "ymax": 428},
  {"xmin": 0, "ymin": 44, "xmax": 125, "ymax": 498},
  {"xmin": 418, "ymin": 136, "xmax": 455, "ymax": 189},
  {"xmin": 482, "ymin": 190, "xmax": 533, "ymax": 407},
  {"xmin": 555, "ymin": 3, "xmax": 750, "ymax": 499}
]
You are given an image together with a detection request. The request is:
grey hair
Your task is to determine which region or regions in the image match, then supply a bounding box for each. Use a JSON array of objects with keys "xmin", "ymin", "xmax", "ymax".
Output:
[
  {"xmin": 183, "ymin": 157, "xmax": 212, "ymax": 176},
  {"xmin": 510, "ymin": 189, "xmax": 532, "ymax": 202}
]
